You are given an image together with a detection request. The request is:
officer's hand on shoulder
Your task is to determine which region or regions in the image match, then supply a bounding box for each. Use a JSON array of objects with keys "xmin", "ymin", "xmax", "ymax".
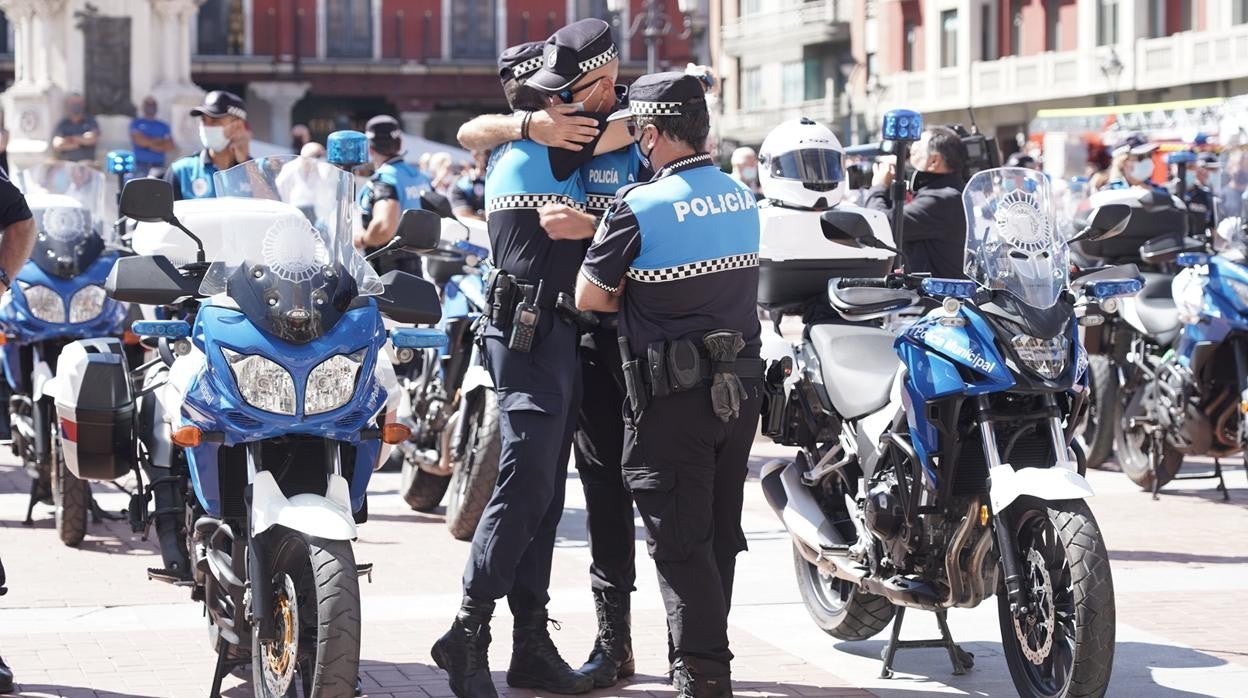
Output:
[
  {"xmin": 539, "ymin": 203, "xmax": 595, "ymax": 241},
  {"xmin": 529, "ymin": 105, "xmax": 601, "ymax": 151}
]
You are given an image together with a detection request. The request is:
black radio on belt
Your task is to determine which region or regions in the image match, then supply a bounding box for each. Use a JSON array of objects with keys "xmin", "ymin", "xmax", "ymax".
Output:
[{"xmin": 509, "ymin": 280, "xmax": 542, "ymax": 353}]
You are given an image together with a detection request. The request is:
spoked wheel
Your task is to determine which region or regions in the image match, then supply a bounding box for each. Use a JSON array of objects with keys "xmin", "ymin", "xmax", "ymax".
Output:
[
  {"xmin": 51, "ymin": 421, "xmax": 89, "ymax": 547},
  {"xmin": 1075, "ymin": 356, "xmax": 1117, "ymax": 470},
  {"xmin": 445, "ymin": 391, "xmax": 502, "ymax": 541},
  {"xmin": 791, "ymin": 544, "xmax": 894, "ymax": 641},
  {"xmin": 998, "ymin": 498, "xmax": 1115, "ymax": 698},
  {"xmin": 252, "ymin": 530, "xmax": 360, "ymax": 698},
  {"xmin": 1114, "ymin": 381, "xmax": 1183, "ymax": 490}
]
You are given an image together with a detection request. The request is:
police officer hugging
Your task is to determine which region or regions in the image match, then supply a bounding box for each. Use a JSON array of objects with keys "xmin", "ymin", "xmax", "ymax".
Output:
[
  {"xmin": 577, "ymin": 72, "xmax": 763, "ymax": 695},
  {"xmin": 431, "ymin": 19, "xmax": 623, "ymax": 698}
]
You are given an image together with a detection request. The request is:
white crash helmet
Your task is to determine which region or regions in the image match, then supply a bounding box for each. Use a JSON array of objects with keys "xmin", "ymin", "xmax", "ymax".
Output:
[{"xmin": 758, "ymin": 117, "xmax": 845, "ymax": 210}]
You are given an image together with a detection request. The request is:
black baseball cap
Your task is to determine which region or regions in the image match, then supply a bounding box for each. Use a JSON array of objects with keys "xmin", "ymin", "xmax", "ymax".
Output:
[
  {"xmin": 498, "ymin": 41, "xmax": 546, "ymax": 87},
  {"xmin": 607, "ymin": 72, "xmax": 707, "ymax": 122},
  {"xmin": 1114, "ymin": 133, "xmax": 1158, "ymax": 157},
  {"xmin": 366, "ymin": 115, "xmax": 403, "ymax": 148},
  {"xmin": 190, "ymin": 90, "xmax": 247, "ymax": 120},
  {"xmin": 527, "ymin": 19, "xmax": 618, "ymax": 93}
]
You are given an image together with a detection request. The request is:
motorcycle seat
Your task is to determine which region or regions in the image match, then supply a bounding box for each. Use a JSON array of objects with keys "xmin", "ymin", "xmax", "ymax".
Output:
[
  {"xmin": 1130, "ymin": 273, "xmax": 1180, "ymax": 344},
  {"xmin": 807, "ymin": 323, "xmax": 901, "ymax": 420}
]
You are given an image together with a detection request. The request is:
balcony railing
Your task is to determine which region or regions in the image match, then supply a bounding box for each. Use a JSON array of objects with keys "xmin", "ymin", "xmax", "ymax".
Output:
[
  {"xmin": 722, "ymin": 1, "xmax": 851, "ymax": 57},
  {"xmin": 1134, "ymin": 24, "xmax": 1248, "ymax": 91},
  {"xmin": 718, "ymin": 96, "xmax": 838, "ymax": 144}
]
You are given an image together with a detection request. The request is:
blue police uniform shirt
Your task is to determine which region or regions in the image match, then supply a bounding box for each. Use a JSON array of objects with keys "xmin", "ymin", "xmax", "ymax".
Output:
[
  {"xmin": 484, "ymin": 125, "xmax": 605, "ymax": 295},
  {"xmin": 360, "ymin": 156, "xmax": 433, "ymax": 224},
  {"xmin": 581, "ymin": 153, "xmax": 762, "ymax": 356},
  {"xmin": 582, "ymin": 143, "xmax": 650, "ymax": 219},
  {"xmin": 449, "ymin": 173, "xmax": 486, "ymax": 216},
  {"xmin": 129, "ymin": 117, "xmax": 172, "ymax": 167},
  {"xmin": 165, "ymin": 151, "xmax": 226, "ymax": 200}
]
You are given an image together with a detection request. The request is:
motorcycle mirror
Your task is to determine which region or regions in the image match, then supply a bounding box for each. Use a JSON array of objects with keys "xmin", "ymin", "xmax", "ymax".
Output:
[
  {"xmin": 395, "ymin": 209, "xmax": 442, "ymax": 252},
  {"xmin": 1071, "ymin": 203, "xmax": 1131, "ymax": 244},
  {"xmin": 119, "ymin": 177, "xmax": 176, "ymax": 223},
  {"xmin": 420, "ymin": 190, "xmax": 455, "ymax": 219},
  {"xmin": 820, "ymin": 210, "xmax": 886, "ymax": 250}
]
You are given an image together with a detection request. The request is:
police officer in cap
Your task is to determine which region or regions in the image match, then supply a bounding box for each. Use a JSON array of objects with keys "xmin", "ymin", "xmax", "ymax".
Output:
[
  {"xmin": 430, "ymin": 21, "xmax": 623, "ymax": 698},
  {"xmin": 165, "ymin": 90, "xmax": 251, "ymax": 200},
  {"xmin": 577, "ymin": 72, "xmax": 764, "ymax": 697},
  {"xmin": 1172, "ymin": 151, "xmax": 1220, "ymax": 232},
  {"xmin": 354, "ymin": 115, "xmax": 434, "ymax": 270}
]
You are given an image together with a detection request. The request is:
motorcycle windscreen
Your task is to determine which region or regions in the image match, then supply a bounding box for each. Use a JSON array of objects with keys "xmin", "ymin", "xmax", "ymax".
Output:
[
  {"xmin": 203, "ymin": 156, "xmax": 384, "ymax": 343},
  {"xmin": 29, "ymin": 206, "xmax": 106, "ymax": 279},
  {"xmin": 962, "ymin": 167, "xmax": 1068, "ymax": 309}
]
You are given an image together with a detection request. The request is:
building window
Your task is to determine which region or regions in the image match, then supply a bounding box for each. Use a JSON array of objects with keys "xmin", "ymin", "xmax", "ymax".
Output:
[
  {"xmin": 804, "ymin": 58, "xmax": 826, "ymax": 101},
  {"xmin": 902, "ymin": 20, "xmax": 916, "ymax": 71},
  {"xmin": 781, "ymin": 62, "xmax": 803, "ymax": 105},
  {"xmin": 1237, "ymin": 0, "xmax": 1248, "ymax": 23},
  {"xmin": 326, "ymin": 0, "xmax": 372, "ymax": 58},
  {"xmin": 451, "ymin": 0, "xmax": 497, "ymax": 59},
  {"xmin": 0, "ymin": 12, "xmax": 10, "ymax": 55},
  {"xmin": 197, "ymin": 0, "xmax": 246, "ymax": 56},
  {"xmin": 742, "ymin": 66, "xmax": 763, "ymax": 110},
  {"xmin": 574, "ymin": 0, "xmax": 621, "ymax": 49},
  {"xmin": 980, "ymin": 3, "xmax": 991, "ymax": 60},
  {"xmin": 940, "ymin": 10, "xmax": 958, "ymax": 68},
  {"xmin": 1148, "ymin": 0, "xmax": 1165, "ymax": 37},
  {"xmin": 1097, "ymin": 0, "xmax": 1119, "ymax": 45},
  {"xmin": 1010, "ymin": 0, "xmax": 1024, "ymax": 56},
  {"xmin": 1045, "ymin": 0, "xmax": 1060, "ymax": 51}
]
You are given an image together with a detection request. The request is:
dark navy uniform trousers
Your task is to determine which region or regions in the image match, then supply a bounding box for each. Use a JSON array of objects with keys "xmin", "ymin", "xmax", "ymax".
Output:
[{"xmin": 463, "ymin": 313, "xmax": 581, "ymax": 613}]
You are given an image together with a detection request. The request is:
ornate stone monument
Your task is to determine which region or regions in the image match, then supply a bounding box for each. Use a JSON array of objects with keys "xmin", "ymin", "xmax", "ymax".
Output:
[{"xmin": 0, "ymin": 0, "xmax": 206, "ymax": 171}]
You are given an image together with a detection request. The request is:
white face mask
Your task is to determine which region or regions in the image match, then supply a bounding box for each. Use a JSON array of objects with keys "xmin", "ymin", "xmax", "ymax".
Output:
[
  {"xmin": 200, "ymin": 124, "xmax": 230, "ymax": 152},
  {"xmin": 1130, "ymin": 159, "xmax": 1154, "ymax": 183},
  {"xmin": 740, "ymin": 166, "xmax": 757, "ymax": 182}
]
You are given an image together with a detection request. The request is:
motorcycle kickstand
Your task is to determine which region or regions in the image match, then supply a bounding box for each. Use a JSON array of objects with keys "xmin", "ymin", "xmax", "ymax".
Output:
[
  {"xmin": 1214, "ymin": 458, "xmax": 1229, "ymax": 501},
  {"xmin": 1150, "ymin": 433, "xmax": 1163, "ymax": 501},
  {"xmin": 209, "ymin": 637, "xmax": 230, "ymax": 698},
  {"xmin": 23, "ymin": 479, "xmax": 39, "ymax": 526},
  {"xmin": 878, "ymin": 607, "xmax": 974, "ymax": 679}
]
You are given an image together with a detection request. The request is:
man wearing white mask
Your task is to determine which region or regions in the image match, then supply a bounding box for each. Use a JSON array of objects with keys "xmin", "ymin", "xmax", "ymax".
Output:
[
  {"xmin": 165, "ymin": 90, "xmax": 252, "ymax": 200},
  {"xmin": 730, "ymin": 146, "xmax": 762, "ymax": 198}
]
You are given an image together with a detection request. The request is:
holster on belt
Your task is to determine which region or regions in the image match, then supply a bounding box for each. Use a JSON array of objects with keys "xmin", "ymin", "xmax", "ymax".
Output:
[
  {"xmin": 703, "ymin": 330, "xmax": 747, "ymax": 423},
  {"xmin": 618, "ymin": 336, "xmax": 649, "ymax": 419}
]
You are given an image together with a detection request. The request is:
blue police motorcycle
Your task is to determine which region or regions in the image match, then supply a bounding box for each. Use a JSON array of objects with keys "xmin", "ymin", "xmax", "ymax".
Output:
[
  {"xmin": 1114, "ymin": 215, "xmax": 1248, "ymax": 498},
  {"xmin": 396, "ymin": 226, "xmax": 503, "ymax": 541},
  {"xmin": 760, "ymin": 164, "xmax": 1136, "ymax": 697},
  {"xmin": 100, "ymin": 147, "xmax": 444, "ymax": 697},
  {"xmin": 2, "ymin": 162, "xmax": 132, "ymax": 546}
]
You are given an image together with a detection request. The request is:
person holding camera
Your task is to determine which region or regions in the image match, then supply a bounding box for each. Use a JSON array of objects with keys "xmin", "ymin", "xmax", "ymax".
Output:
[{"xmin": 865, "ymin": 125, "xmax": 969, "ymax": 279}]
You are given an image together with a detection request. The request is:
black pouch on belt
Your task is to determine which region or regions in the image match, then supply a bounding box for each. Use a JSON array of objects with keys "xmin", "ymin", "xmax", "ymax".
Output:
[
  {"xmin": 647, "ymin": 342, "xmax": 671, "ymax": 398},
  {"xmin": 489, "ymin": 271, "xmax": 517, "ymax": 331},
  {"xmin": 666, "ymin": 339, "xmax": 704, "ymax": 392}
]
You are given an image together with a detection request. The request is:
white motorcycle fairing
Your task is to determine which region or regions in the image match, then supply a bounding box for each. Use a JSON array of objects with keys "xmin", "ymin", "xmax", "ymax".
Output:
[
  {"xmin": 988, "ymin": 464, "xmax": 1095, "ymax": 513},
  {"xmin": 250, "ymin": 470, "xmax": 357, "ymax": 540}
]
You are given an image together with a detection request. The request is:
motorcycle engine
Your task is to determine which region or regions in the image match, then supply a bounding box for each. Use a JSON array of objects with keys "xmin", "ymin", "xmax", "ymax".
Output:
[
  {"xmin": 864, "ymin": 478, "xmax": 909, "ymax": 564},
  {"xmin": 1155, "ymin": 358, "xmax": 1211, "ymax": 452}
]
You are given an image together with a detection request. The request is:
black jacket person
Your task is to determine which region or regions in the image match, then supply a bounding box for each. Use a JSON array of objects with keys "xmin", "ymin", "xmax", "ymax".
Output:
[{"xmin": 865, "ymin": 126, "xmax": 969, "ymax": 279}]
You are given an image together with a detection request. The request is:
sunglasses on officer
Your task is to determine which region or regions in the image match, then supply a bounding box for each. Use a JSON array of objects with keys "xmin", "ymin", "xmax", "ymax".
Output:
[{"xmin": 558, "ymin": 74, "xmax": 610, "ymax": 105}]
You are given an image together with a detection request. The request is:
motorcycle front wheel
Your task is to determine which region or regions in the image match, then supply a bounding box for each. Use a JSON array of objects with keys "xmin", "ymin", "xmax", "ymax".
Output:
[
  {"xmin": 998, "ymin": 497, "xmax": 1114, "ymax": 698},
  {"xmin": 400, "ymin": 459, "xmax": 451, "ymax": 512},
  {"xmin": 446, "ymin": 391, "xmax": 502, "ymax": 541},
  {"xmin": 252, "ymin": 529, "xmax": 360, "ymax": 698}
]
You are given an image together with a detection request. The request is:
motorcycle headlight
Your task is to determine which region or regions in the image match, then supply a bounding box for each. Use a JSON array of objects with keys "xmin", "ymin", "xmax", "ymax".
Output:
[
  {"xmin": 69, "ymin": 285, "xmax": 106, "ymax": 323},
  {"xmin": 305, "ymin": 350, "xmax": 366, "ymax": 415},
  {"xmin": 221, "ymin": 348, "xmax": 297, "ymax": 415},
  {"xmin": 1011, "ymin": 334, "xmax": 1070, "ymax": 380},
  {"xmin": 21, "ymin": 284, "xmax": 65, "ymax": 323},
  {"xmin": 1225, "ymin": 277, "xmax": 1248, "ymax": 310}
]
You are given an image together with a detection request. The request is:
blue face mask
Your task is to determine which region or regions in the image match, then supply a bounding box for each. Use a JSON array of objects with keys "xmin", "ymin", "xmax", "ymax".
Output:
[{"xmin": 1185, "ymin": 171, "xmax": 1198, "ymax": 188}]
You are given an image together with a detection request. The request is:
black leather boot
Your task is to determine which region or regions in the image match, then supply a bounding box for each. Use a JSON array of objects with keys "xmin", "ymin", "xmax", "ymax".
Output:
[
  {"xmin": 672, "ymin": 657, "xmax": 733, "ymax": 698},
  {"xmin": 431, "ymin": 597, "xmax": 497, "ymax": 698},
  {"xmin": 0, "ymin": 655, "xmax": 13, "ymax": 694},
  {"xmin": 506, "ymin": 608, "xmax": 594, "ymax": 694},
  {"xmin": 577, "ymin": 589, "xmax": 635, "ymax": 688}
]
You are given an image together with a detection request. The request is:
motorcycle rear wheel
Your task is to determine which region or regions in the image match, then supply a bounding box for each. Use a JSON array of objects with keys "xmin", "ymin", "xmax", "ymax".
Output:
[
  {"xmin": 446, "ymin": 391, "xmax": 502, "ymax": 542},
  {"xmin": 998, "ymin": 497, "xmax": 1114, "ymax": 698},
  {"xmin": 252, "ymin": 530, "xmax": 360, "ymax": 698},
  {"xmin": 51, "ymin": 423, "xmax": 88, "ymax": 547},
  {"xmin": 791, "ymin": 544, "xmax": 894, "ymax": 641},
  {"xmin": 1075, "ymin": 356, "xmax": 1117, "ymax": 470}
]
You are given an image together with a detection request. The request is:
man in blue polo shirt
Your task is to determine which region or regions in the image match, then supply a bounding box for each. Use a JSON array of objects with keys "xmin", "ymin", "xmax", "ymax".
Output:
[
  {"xmin": 164, "ymin": 91, "xmax": 251, "ymax": 200},
  {"xmin": 129, "ymin": 96, "xmax": 176, "ymax": 176}
]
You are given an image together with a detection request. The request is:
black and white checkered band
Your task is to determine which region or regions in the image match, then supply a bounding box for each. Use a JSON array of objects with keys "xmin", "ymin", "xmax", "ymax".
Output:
[
  {"xmin": 227, "ymin": 106, "xmax": 248, "ymax": 120},
  {"xmin": 629, "ymin": 100, "xmax": 683, "ymax": 117},
  {"xmin": 512, "ymin": 55, "xmax": 544, "ymax": 79},
  {"xmin": 660, "ymin": 153, "xmax": 714, "ymax": 176},
  {"xmin": 626, "ymin": 253, "xmax": 758, "ymax": 284},
  {"xmin": 487, "ymin": 193, "xmax": 586, "ymax": 213},
  {"xmin": 580, "ymin": 268, "xmax": 618, "ymax": 294},
  {"xmin": 586, "ymin": 193, "xmax": 613, "ymax": 212},
  {"xmin": 580, "ymin": 45, "xmax": 618, "ymax": 73}
]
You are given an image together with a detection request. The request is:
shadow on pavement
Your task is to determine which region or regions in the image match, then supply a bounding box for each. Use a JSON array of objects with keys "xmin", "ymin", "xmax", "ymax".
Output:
[
  {"xmin": 1109, "ymin": 549, "xmax": 1248, "ymax": 564},
  {"xmin": 14, "ymin": 686, "xmax": 166, "ymax": 698}
]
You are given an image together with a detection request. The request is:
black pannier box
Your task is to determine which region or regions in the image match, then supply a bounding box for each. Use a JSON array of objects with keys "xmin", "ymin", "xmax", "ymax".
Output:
[
  {"xmin": 1075, "ymin": 189, "xmax": 1189, "ymax": 263},
  {"xmin": 53, "ymin": 338, "xmax": 137, "ymax": 480}
]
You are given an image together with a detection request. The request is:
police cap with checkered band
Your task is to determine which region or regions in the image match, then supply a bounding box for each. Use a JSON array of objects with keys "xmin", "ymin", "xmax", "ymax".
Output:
[
  {"xmin": 498, "ymin": 41, "xmax": 546, "ymax": 87},
  {"xmin": 190, "ymin": 90, "xmax": 247, "ymax": 121},
  {"xmin": 527, "ymin": 18, "xmax": 618, "ymax": 93},
  {"xmin": 606, "ymin": 72, "xmax": 707, "ymax": 123}
]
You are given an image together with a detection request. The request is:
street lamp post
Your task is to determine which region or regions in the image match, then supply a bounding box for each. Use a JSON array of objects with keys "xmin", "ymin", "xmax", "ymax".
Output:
[
  {"xmin": 606, "ymin": 0, "xmax": 705, "ymax": 74},
  {"xmin": 1100, "ymin": 47, "xmax": 1124, "ymax": 107}
]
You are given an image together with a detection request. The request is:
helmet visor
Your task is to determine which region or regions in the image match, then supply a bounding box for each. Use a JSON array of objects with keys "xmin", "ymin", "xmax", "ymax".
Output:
[{"xmin": 766, "ymin": 149, "xmax": 843, "ymax": 192}]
